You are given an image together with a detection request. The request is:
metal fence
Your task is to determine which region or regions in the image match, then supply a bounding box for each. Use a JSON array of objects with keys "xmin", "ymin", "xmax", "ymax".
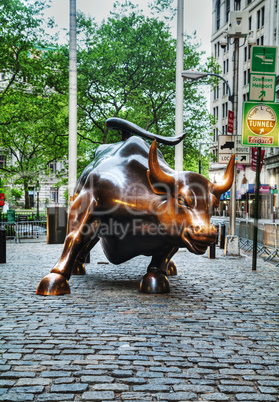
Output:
[
  {"xmin": 212, "ymin": 218, "xmax": 279, "ymax": 266},
  {"xmin": 1, "ymin": 221, "xmax": 47, "ymax": 242}
]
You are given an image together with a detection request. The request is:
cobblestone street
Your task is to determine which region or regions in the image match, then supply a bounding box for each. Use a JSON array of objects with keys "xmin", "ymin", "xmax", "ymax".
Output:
[{"xmin": 0, "ymin": 241, "xmax": 278, "ymax": 401}]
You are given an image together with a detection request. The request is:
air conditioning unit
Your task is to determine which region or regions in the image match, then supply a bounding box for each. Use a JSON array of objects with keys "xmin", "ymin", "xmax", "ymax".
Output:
[{"xmin": 227, "ymin": 11, "xmax": 249, "ymax": 37}]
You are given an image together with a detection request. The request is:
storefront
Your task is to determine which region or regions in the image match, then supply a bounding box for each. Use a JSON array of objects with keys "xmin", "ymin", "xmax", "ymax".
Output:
[{"xmin": 217, "ymin": 184, "xmax": 276, "ymax": 219}]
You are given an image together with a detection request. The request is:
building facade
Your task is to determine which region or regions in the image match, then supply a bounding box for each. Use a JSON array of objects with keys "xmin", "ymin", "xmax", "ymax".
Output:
[{"xmin": 210, "ymin": 0, "xmax": 279, "ymax": 219}]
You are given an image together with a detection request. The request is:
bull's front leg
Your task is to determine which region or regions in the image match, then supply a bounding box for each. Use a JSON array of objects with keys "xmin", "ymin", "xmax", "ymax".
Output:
[
  {"xmin": 139, "ymin": 246, "xmax": 178, "ymax": 294},
  {"xmin": 36, "ymin": 193, "xmax": 100, "ymax": 296}
]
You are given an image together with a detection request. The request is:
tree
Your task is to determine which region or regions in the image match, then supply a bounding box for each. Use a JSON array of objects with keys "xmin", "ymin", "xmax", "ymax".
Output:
[
  {"xmin": 70, "ymin": 2, "xmax": 218, "ymax": 171},
  {"xmin": 0, "ymin": 0, "xmax": 69, "ymax": 208}
]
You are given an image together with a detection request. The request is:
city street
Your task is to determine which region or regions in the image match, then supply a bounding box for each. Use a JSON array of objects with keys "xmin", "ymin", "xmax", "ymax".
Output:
[{"xmin": 0, "ymin": 241, "xmax": 278, "ymax": 401}]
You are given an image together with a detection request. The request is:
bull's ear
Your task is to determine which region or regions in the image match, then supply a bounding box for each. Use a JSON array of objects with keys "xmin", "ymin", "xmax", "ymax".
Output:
[
  {"xmin": 147, "ymin": 140, "xmax": 175, "ymax": 194},
  {"xmin": 147, "ymin": 170, "xmax": 170, "ymax": 195}
]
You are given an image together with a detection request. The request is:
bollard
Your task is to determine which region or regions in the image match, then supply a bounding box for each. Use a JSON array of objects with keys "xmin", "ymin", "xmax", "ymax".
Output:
[
  {"xmin": 0, "ymin": 225, "xmax": 6, "ymax": 263},
  {"xmin": 209, "ymin": 224, "xmax": 218, "ymax": 259},
  {"xmin": 219, "ymin": 223, "xmax": 226, "ymax": 249},
  {"xmin": 209, "ymin": 242, "xmax": 216, "ymax": 259}
]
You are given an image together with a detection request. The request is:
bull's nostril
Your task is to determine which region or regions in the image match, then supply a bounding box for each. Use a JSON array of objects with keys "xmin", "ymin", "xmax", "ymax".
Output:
[{"xmin": 194, "ymin": 226, "xmax": 200, "ymax": 234}]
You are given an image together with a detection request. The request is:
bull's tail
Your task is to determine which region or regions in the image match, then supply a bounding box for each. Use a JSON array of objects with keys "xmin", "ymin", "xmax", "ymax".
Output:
[{"xmin": 105, "ymin": 117, "xmax": 186, "ymax": 145}]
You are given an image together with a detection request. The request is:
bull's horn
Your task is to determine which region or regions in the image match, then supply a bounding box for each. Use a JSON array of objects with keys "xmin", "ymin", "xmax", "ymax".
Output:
[
  {"xmin": 148, "ymin": 140, "xmax": 175, "ymax": 187},
  {"xmin": 211, "ymin": 154, "xmax": 235, "ymax": 197}
]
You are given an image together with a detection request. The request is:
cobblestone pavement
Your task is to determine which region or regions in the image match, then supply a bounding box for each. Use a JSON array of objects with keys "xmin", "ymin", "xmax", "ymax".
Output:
[{"xmin": 0, "ymin": 241, "xmax": 278, "ymax": 402}]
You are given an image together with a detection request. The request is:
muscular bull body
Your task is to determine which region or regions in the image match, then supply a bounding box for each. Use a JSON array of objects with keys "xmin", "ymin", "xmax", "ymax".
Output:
[{"xmin": 37, "ymin": 118, "xmax": 235, "ymax": 295}]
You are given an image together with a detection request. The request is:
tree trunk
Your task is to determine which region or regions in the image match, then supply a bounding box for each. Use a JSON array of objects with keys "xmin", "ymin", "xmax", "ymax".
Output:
[
  {"xmin": 102, "ymin": 127, "xmax": 108, "ymax": 144},
  {"xmin": 24, "ymin": 180, "xmax": 31, "ymax": 209}
]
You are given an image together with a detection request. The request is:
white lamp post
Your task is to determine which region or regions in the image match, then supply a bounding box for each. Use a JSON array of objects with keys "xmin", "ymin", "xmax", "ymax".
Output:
[
  {"xmin": 174, "ymin": 0, "xmax": 184, "ymax": 172},
  {"xmin": 68, "ymin": 0, "xmax": 77, "ymax": 206}
]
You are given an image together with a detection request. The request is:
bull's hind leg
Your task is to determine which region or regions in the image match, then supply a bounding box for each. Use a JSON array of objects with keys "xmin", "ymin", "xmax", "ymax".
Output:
[
  {"xmin": 36, "ymin": 194, "xmax": 100, "ymax": 295},
  {"xmin": 139, "ymin": 247, "xmax": 178, "ymax": 294},
  {"xmin": 71, "ymin": 238, "xmax": 100, "ymax": 275}
]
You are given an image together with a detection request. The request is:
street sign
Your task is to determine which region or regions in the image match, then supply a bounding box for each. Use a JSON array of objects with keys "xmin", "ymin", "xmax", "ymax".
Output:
[
  {"xmin": 235, "ymin": 138, "xmax": 250, "ymax": 164},
  {"xmin": 241, "ymin": 102, "xmax": 279, "ymax": 147},
  {"xmin": 249, "ymin": 73, "xmax": 276, "ymax": 102},
  {"xmin": 227, "ymin": 110, "xmax": 234, "ymax": 134},
  {"xmin": 251, "ymin": 46, "xmax": 277, "ymax": 74},
  {"xmin": 218, "ymin": 135, "xmax": 235, "ymax": 164},
  {"xmin": 7, "ymin": 210, "xmax": 15, "ymax": 223}
]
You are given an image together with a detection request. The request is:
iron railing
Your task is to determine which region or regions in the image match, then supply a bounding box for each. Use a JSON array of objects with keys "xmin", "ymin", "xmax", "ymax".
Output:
[{"xmin": 1, "ymin": 221, "xmax": 47, "ymax": 242}]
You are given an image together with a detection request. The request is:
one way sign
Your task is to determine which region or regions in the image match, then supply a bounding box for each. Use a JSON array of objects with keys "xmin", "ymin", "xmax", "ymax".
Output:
[{"xmin": 235, "ymin": 138, "xmax": 250, "ymax": 164}]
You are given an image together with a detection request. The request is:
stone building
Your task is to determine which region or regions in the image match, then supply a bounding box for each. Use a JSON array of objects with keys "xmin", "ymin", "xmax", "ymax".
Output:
[{"xmin": 210, "ymin": 0, "xmax": 279, "ymax": 219}]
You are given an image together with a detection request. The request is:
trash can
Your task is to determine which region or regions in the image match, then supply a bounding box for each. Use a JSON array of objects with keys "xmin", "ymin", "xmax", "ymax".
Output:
[
  {"xmin": 47, "ymin": 207, "xmax": 67, "ymax": 244},
  {"xmin": 0, "ymin": 225, "xmax": 6, "ymax": 263}
]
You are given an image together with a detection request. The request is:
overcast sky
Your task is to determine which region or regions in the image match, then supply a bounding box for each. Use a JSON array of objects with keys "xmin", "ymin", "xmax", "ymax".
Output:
[{"xmin": 45, "ymin": 0, "xmax": 212, "ymax": 58}]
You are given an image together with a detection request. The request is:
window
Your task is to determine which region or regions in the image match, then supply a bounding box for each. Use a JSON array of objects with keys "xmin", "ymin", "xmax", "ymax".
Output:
[
  {"xmin": 49, "ymin": 161, "xmax": 57, "ymax": 173},
  {"xmin": 214, "ymin": 86, "xmax": 220, "ymax": 100},
  {"xmin": 257, "ymin": 7, "xmax": 265, "ymax": 29},
  {"xmin": 248, "ymin": 45, "xmax": 251, "ymax": 60},
  {"xmin": 0, "ymin": 155, "xmax": 6, "ymax": 169},
  {"xmin": 244, "ymin": 70, "xmax": 247, "ymax": 85},
  {"xmin": 248, "ymin": 16, "xmax": 252, "ymax": 31},
  {"xmin": 261, "ymin": 6, "xmax": 265, "ymax": 26},
  {"xmin": 226, "ymin": 59, "xmax": 229, "ymax": 72},
  {"xmin": 260, "ymin": 35, "xmax": 264, "ymax": 45},
  {"xmin": 216, "ymin": 0, "xmax": 221, "ymax": 30},
  {"xmin": 234, "ymin": 0, "xmax": 241, "ymax": 10},
  {"xmin": 50, "ymin": 187, "xmax": 59, "ymax": 203},
  {"xmin": 248, "ymin": 68, "xmax": 250, "ymax": 84},
  {"xmin": 222, "ymin": 102, "xmax": 228, "ymax": 118},
  {"xmin": 244, "ymin": 47, "xmax": 247, "ymax": 62},
  {"xmin": 226, "ymin": 0, "xmax": 230, "ymax": 22},
  {"xmin": 257, "ymin": 10, "xmax": 260, "ymax": 29},
  {"xmin": 213, "ymin": 106, "xmax": 219, "ymax": 120},
  {"xmin": 223, "ymin": 82, "xmax": 228, "ymax": 96},
  {"xmin": 214, "ymin": 42, "xmax": 220, "ymax": 58}
]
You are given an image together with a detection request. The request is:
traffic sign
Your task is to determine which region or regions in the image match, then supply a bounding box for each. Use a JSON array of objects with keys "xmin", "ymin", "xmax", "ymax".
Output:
[
  {"xmin": 249, "ymin": 73, "xmax": 276, "ymax": 102},
  {"xmin": 251, "ymin": 46, "xmax": 277, "ymax": 74},
  {"xmin": 218, "ymin": 135, "xmax": 235, "ymax": 164},
  {"xmin": 235, "ymin": 138, "xmax": 250, "ymax": 164},
  {"xmin": 227, "ymin": 110, "xmax": 234, "ymax": 134},
  {"xmin": 241, "ymin": 102, "xmax": 279, "ymax": 147}
]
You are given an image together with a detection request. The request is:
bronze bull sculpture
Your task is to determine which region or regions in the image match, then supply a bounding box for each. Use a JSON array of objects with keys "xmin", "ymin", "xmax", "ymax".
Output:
[{"xmin": 37, "ymin": 118, "xmax": 235, "ymax": 296}]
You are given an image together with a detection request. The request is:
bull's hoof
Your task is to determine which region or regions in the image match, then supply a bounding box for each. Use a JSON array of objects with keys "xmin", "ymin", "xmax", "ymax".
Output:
[
  {"xmin": 167, "ymin": 260, "xmax": 177, "ymax": 276},
  {"xmin": 139, "ymin": 268, "xmax": 170, "ymax": 294},
  {"xmin": 36, "ymin": 273, "xmax": 71, "ymax": 296},
  {"xmin": 72, "ymin": 260, "xmax": 86, "ymax": 275}
]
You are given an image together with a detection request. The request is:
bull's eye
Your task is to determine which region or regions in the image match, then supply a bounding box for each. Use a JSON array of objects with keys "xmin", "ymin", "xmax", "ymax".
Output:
[{"xmin": 176, "ymin": 195, "xmax": 187, "ymax": 207}]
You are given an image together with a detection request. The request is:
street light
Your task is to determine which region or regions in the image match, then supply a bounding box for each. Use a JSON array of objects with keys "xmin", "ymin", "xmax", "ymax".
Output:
[{"xmin": 181, "ymin": 70, "xmax": 233, "ymax": 102}]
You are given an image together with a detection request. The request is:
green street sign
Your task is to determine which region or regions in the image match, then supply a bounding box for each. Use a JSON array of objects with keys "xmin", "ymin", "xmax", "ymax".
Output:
[
  {"xmin": 251, "ymin": 46, "xmax": 277, "ymax": 74},
  {"xmin": 7, "ymin": 209, "xmax": 15, "ymax": 223},
  {"xmin": 241, "ymin": 102, "xmax": 279, "ymax": 147},
  {"xmin": 249, "ymin": 73, "xmax": 276, "ymax": 102}
]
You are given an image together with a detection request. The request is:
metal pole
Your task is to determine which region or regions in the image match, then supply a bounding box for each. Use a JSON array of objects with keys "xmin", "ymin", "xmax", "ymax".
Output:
[
  {"xmin": 199, "ymin": 143, "xmax": 202, "ymax": 174},
  {"xmin": 37, "ymin": 191, "xmax": 39, "ymax": 220},
  {"xmin": 230, "ymin": 37, "xmax": 239, "ymax": 237},
  {"xmin": 252, "ymin": 147, "xmax": 261, "ymax": 271},
  {"xmin": 175, "ymin": 0, "xmax": 184, "ymax": 172},
  {"xmin": 68, "ymin": 0, "xmax": 77, "ymax": 205}
]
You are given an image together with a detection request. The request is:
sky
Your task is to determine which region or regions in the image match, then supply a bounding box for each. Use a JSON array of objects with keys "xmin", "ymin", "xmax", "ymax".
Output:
[{"xmin": 45, "ymin": 0, "xmax": 213, "ymax": 59}]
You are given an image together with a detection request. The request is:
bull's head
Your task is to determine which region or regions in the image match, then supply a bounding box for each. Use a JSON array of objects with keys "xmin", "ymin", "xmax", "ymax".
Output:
[{"xmin": 147, "ymin": 140, "xmax": 235, "ymax": 254}]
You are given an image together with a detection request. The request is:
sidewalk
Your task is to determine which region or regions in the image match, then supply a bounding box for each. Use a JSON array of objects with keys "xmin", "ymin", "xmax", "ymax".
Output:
[{"xmin": 0, "ymin": 241, "xmax": 278, "ymax": 401}]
